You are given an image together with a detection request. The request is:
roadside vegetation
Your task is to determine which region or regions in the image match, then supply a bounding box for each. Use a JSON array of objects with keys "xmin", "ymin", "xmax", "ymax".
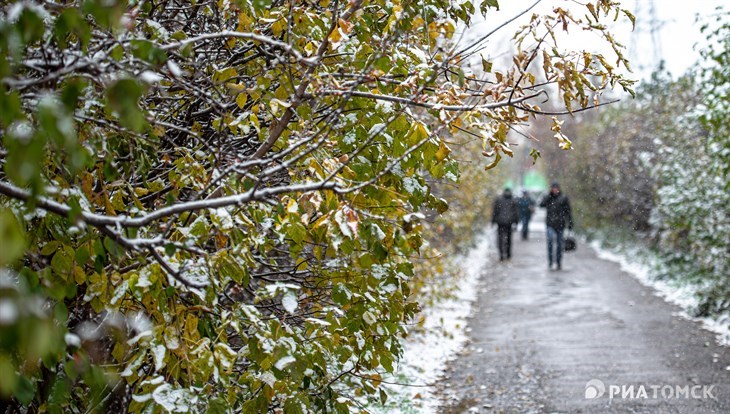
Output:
[
  {"xmin": 0, "ymin": 0, "xmax": 633, "ymax": 412},
  {"xmin": 553, "ymin": 8, "xmax": 729, "ymax": 325}
]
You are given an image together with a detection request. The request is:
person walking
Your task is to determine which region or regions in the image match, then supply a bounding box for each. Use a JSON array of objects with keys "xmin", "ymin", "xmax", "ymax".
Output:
[
  {"xmin": 539, "ymin": 182, "xmax": 573, "ymax": 270},
  {"xmin": 517, "ymin": 190, "xmax": 535, "ymax": 240},
  {"xmin": 492, "ymin": 188, "xmax": 519, "ymax": 261}
]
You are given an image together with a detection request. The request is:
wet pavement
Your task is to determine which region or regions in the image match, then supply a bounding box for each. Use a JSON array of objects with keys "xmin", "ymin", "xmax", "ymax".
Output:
[{"xmin": 438, "ymin": 217, "xmax": 730, "ymax": 413}]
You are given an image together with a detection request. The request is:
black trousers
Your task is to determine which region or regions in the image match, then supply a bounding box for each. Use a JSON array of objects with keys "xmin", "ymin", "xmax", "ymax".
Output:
[{"xmin": 497, "ymin": 224, "xmax": 513, "ymax": 260}]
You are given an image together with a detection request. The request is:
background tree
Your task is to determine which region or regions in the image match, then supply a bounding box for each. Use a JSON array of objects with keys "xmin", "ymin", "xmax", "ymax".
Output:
[
  {"xmin": 550, "ymin": 7, "xmax": 729, "ymax": 328},
  {"xmin": 0, "ymin": 0, "xmax": 633, "ymax": 412}
]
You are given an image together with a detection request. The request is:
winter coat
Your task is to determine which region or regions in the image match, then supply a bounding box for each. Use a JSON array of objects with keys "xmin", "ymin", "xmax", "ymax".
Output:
[
  {"xmin": 517, "ymin": 195, "xmax": 535, "ymax": 220},
  {"xmin": 492, "ymin": 194, "xmax": 519, "ymax": 226},
  {"xmin": 539, "ymin": 193, "xmax": 573, "ymax": 231}
]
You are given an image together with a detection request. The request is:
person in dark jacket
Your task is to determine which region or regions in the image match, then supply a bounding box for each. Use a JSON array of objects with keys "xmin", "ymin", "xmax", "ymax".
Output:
[
  {"xmin": 517, "ymin": 190, "xmax": 535, "ymax": 240},
  {"xmin": 492, "ymin": 188, "xmax": 519, "ymax": 261},
  {"xmin": 539, "ymin": 182, "xmax": 573, "ymax": 270}
]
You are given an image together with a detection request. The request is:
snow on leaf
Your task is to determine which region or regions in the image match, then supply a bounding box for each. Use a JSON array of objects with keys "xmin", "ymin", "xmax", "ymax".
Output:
[
  {"xmin": 274, "ymin": 355, "xmax": 296, "ymax": 371},
  {"xmin": 305, "ymin": 317, "xmax": 331, "ymax": 326},
  {"xmin": 403, "ymin": 212, "xmax": 426, "ymax": 223},
  {"xmin": 167, "ymin": 60, "xmax": 182, "ymax": 77},
  {"xmin": 140, "ymin": 71, "xmax": 163, "ymax": 84},
  {"xmin": 152, "ymin": 383, "xmax": 195, "ymax": 413},
  {"xmin": 371, "ymin": 224, "xmax": 386, "ymax": 241},
  {"xmin": 362, "ymin": 311, "xmax": 377, "ymax": 325},
  {"xmin": 120, "ymin": 353, "xmax": 145, "ymax": 377},
  {"xmin": 265, "ymin": 282, "xmax": 301, "ymax": 294},
  {"xmin": 109, "ymin": 280, "xmax": 128, "ymax": 306},
  {"xmin": 141, "ymin": 376, "xmax": 166, "ymax": 387},
  {"xmin": 136, "ymin": 268, "xmax": 153, "ymax": 288},
  {"xmin": 164, "ymin": 326, "xmax": 180, "ymax": 350},
  {"xmin": 211, "ymin": 208, "xmax": 234, "ymax": 230},
  {"xmin": 260, "ymin": 371, "xmax": 276, "ymax": 387},
  {"xmin": 214, "ymin": 342, "xmax": 237, "ymax": 370},
  {"xmin": 132, "ymin": 393, "xmax": 153, "ymax": 403},
  {"xmin": 403, "ymin": 177, "xmax": 426, "ymax": 195},
  {"xmin": 282, "ymin": 290, "xmax": 298, "ymax": 314},
  {"xmin": 64, "ymin": 333, "xmax": 81, "ymax": 348},
  {"xmin": 152, "ymin": 344, "xmax": 166, "ymax": 372},
  {"xmin": 334, "ymin": 206, "xmax": 359, "ymax": 239}
]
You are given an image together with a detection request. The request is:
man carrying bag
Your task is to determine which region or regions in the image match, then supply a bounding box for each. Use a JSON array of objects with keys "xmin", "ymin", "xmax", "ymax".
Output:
[{"xmin": 539, "ymin": 182, "xmax": 574, "ymax": 270}]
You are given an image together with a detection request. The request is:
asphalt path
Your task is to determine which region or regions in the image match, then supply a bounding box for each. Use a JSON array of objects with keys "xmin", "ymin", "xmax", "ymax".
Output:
[{"xmin": 438, "ymin": 214, "xmax": 730, "ymax": 413}]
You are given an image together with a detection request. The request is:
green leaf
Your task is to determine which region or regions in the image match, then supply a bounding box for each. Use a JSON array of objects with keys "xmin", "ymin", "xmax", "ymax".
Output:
[
  {"xmin": 54, "ymin": 8, "xmax": 91, "ymax": 50},
  {"xmin": 253, "ymin": 0, "xmax": 274, "ymax": 13},
  {"xmin": 106, "ymin": 79, "xmax": 148, "ymax": 132},
  {"xmin": 51, "ymin": 246, "xmax": 74, "ymax": 278},
  {"xmin": 0, "ymin": 208, "xmax": 26, "ymax": 266},
  {"xmin": 41, "ymin": 241, "xmax": 60, "ymax": 256},
  {"xmin": 332, "ymin": 284, "xmax": 352, "ymax": 305},
  {"xmin": 17, "ymin": 8, "xmax": 45, "ymax": 44},
  {"xmin": 218, "ymin": 254, "xmax": 249, "ymax": 287},
  {"xmin": 130, "ymin": 39, "xmax": 168, "ymax": 66},
  {"xmin": 213, "ymin": 67, "xmax": 237, "ymax": 84},
  {"xmin": 481, "ymin": 56, "xmax": 493, "ymax": 73},
  {"xmin": 14, "ymin": 375, "xmax": 35, "ymax": 405},
  {"xmin": 207, "ymin": 398, "xmax": 228, "ymax": 414},
  {"xmin": 480, "ymin": 0, "xmax": 500, "ymax": 15},
  {"xmin": 0, "ymin": 89, "xmax": 22, "ymax": 127},
  {"xmin": 103, "ymin": 237, "xmax": 123, "ymax": 259},
  {"xmin": 82, "ymin": 0, "xmax": 125, "ymax": 30}
]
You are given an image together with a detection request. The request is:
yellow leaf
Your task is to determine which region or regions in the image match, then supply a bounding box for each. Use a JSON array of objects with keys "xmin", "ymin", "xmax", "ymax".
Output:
[
  {"xmin": 238, "ymin": 12, "xmax": 253, "ymax": 29},
  {"xmin": 435, "ymin": 140, "xmax": 451, "ymax": 162},
  {"xmin": 250, "ymin": 114, "xmax": 260, "ymax": 133},
  {"xmin": 272, "ymin": 19, "xmax": 286, "ymax": 36},
  {"xmin": 370, "ymin": 373, "xmax": 382, "ymax": 388},
  {"xmin": 483, "ymin": 151, "xmax": 502, "ymax": 170},
  {"xmin": 226, "ymin": 83, "xmax": 247, "ymax": 94},
  {"xmin": 338, "ymin": 18, "xmax": 353, "ymax": 34},
  {"xmin": 81, "ymin": 172, "xmax": 94, "ymax": 200},
  {"xmin": 236, "ymin": 93, "xmax": 248, "ymax": 109},
  {"xmin": 184, "ymin": 314, "xmax": 200, "ymax": 342},
  {"xmin": 213, "ymin": 67, "xmax": 237, "ymax": 85},
  {"xmin": 328, "ymin": 27, "xmax": 343, "ymax": 46},
  {"xmin": 111, "ymin": 342, "xmax": 126, "ymax": 362},
  {"xmin": 153, "ymin": 125, "xmax": 166, "ymax": 137},
  {"xmin": 74, "ymin": 266, "xmax": 86, "ymax": 285},
  {"xmin": 427, "ymin": 21, "xmax": 439, "ymax": 40},
  {"xmin": 407, "ymin": 121, "xmax": 430, "ymax": 145},
  {"xmin": 286, "ymin": 198, "xmax": 299, "ymax": 214},
  {"xmin": 304, "ymin": 42, "xmax": 316, "ymax": 56},
  {"xmin": 104, "ymin": 193, "xmax": 116, "ymax": 215}
]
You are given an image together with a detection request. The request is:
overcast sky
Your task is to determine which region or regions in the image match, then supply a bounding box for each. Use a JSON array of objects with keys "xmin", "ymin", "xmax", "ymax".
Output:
[{"xmin": 459, "ymin": 0, "xmax": 727, "ymax": 82}]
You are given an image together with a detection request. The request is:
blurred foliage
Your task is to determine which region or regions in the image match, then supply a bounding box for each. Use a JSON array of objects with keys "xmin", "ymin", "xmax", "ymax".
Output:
[
  {"xmin": 0, "ymin": 0, "xmax": 632, "ymax": 412},
  {"xmin": 556, "ymin": 7, "xmax": 730, "ymax": 321}
]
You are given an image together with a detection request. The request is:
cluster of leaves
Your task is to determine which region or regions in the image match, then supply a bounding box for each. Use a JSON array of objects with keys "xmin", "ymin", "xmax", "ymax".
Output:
[
  {"xmin": 699, "ymin": 7, "xmax": 730, "ymax": 181},
  {"xmin": 0, "ymin": 0, "xmax": 633, "ymax": 412},
  {"xmin": 555, "ymin": 10, "xmax": 729, "ymax": 321}
]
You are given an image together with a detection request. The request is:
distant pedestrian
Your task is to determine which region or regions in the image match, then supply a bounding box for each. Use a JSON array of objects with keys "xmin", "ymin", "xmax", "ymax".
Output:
[
  {"xmin": 517, "ymin": 190, "xmax": 535, "ymax": 240},
  {"xmin": 539, "ymin": 182, "xmax": 573, "ymax": 270},
  {"xmin": 492, "ymin": 188, "xmax": 519, "ymax": 261}
]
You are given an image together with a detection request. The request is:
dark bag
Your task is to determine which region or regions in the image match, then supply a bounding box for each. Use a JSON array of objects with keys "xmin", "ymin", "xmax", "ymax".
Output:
[{"xmin": 564, "ymin": 234, "xmax": 577, "ymax": 252}]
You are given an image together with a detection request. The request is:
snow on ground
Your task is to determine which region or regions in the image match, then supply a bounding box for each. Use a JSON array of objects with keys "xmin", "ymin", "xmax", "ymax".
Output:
[
  {"xmin": 589, "ymin": 241, "xmax": 730, "ymax": 346},
  {"xmin": 369, "ymin": 230, "xmax": 493, "ymax": 413}
]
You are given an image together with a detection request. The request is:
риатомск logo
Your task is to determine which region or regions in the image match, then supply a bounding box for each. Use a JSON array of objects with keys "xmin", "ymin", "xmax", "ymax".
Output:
[{"xmin": 585, "ymin": 379, "xmax": 717, "ymax": 400}]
